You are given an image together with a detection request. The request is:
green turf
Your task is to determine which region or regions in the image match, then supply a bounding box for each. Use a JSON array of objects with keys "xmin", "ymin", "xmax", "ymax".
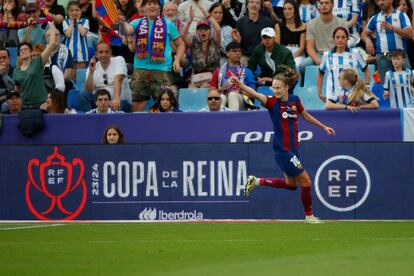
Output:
[{"xmin": 1, "ymin": 222, "xmax": 413, "ymax": 275}]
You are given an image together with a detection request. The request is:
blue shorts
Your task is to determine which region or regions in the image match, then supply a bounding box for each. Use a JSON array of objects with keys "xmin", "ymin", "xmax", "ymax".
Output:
[{"xmin": 274, "ymin": 150, "xmax": 305, "ymax": 177}]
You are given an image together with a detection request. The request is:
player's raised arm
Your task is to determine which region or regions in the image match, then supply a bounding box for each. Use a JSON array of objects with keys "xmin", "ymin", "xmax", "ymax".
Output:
[
  {"xmin": 230, "ymin": 74, "xmax": 268, "ymax": 105},
  {"xmin": 300, "ymin": 110, "xmax": 336, "ymax": 135}
]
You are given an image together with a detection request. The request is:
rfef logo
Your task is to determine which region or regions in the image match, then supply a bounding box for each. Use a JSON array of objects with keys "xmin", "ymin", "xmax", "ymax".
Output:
[
  {"xmin": 314, "ymin": 155, "xmax": 371, "ymax": 212},
  {"xmin": 26, "ymin": 147, "xmax": 87, "ymax": 220}
]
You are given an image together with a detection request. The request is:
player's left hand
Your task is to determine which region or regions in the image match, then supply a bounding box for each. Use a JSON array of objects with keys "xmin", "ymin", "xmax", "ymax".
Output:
[{"xmin": 324, "ymin": 127, "xmax": 335, "ymax": 135}]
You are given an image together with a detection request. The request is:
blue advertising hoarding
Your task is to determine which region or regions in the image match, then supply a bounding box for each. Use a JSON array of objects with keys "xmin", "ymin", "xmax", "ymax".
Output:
[{"xmin": 1, "ymin": 143, "xmax": 413, "ymax": 221}]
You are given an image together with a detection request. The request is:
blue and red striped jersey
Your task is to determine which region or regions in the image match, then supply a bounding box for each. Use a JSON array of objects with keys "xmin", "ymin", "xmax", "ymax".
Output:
[{"xmin": 264, "ymin": 95, "xmax": 304, "ymax": 152}]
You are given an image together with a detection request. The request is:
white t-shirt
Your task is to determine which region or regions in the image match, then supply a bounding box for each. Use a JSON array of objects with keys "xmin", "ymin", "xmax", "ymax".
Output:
[{"xmin": 86, "ymin": 56, "xmax": 132, "ymax": 103}]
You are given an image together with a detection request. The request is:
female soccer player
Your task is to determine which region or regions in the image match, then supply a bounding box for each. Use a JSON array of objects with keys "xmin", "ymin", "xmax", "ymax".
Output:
[{"xmin": 231, "ymin": 73, "xmax": 335, "ymax": 223}]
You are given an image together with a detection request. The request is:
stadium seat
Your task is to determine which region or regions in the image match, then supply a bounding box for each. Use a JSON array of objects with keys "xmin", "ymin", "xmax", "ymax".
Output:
[
  {"xmin": 67, "ymin": 89, "xmax": 79, "ymax": 110},
  {"xmin": 293, "ymin": 86, "xmax": 324, "ymax": 110},
  {"xmin": 76, "ymin": 69, "xmax": 87, "ymax": 90},
  {"xmin": 358, "ymin": 64, "xmax": 376, "ymax": 84},
  {"xmin": 304, "ymin": 65, "xmax": 323, "ymax": 88},
  {"xmin": 257, "ymin": 86, "xmax": 274, "ymax": 96},
  {"xmin": 371, "ymin": 84, "xmax": 390, "ymax": 109},
  {"xmin": 178, "ymin": 88, "xmax": 209, "ymax": 112},
  {"xmin": 8, "ymin": 47, "xmax": 17, "ymax": 68}
]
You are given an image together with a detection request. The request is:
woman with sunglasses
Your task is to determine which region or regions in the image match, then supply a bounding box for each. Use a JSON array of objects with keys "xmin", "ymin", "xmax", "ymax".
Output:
[{"xmin": 13, "ymin": 22, "xmax": 59, "ymax": 110}]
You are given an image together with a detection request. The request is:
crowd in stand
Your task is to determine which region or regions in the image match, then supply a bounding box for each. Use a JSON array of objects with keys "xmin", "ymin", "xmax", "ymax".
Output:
[{"xmin": 0, "ymin": 0, "xmax": 413, "ymax": 116}]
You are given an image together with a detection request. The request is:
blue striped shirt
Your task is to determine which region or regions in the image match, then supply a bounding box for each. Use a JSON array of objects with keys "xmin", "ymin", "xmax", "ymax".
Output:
[
  {"xmin": 383, "ymin": 69, "xmax": 414, "ymax": 108},
  {"xmin": 332, "ymin": 0, "xmax": 360, "ymax": 37},
  {"xmin": 366, "ymin": 10, "xmax": 411, "ymax": 54},
  {"xmin": 63, "ymin": 18, "xmax": 90, "ymax": 63},
  {"xmin": 299, "ymin": 3, "xmax": 319, "ymax": 23}
]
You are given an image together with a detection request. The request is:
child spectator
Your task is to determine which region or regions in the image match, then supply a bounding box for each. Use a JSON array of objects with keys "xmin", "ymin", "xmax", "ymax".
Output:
[
  {"xmin": 325, "ymin": 68, "xmax": 379, "ymax": 111},
  {"xmin": 149, "ymin": 87, "xmax": 182, "ymax": 112},
  {"xmin": 383, "ymin": 49, "xmax": 414, "ymax": 108},
  {"xmin": 63, "ymin": 1, "xmax": 89, "ymax": 72},
  {"xmin": 0, "ymin": 0, "xmax": 26, "ymax": 47},
  {"xmin": 103, "ymin": 125, "xmax": 125, "ymax": 144}
]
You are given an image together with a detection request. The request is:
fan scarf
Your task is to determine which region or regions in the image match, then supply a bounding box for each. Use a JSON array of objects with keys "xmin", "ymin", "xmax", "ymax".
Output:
[{"xmin": 136, "ymin": 16, "xmax": 166, "ymax": 63}]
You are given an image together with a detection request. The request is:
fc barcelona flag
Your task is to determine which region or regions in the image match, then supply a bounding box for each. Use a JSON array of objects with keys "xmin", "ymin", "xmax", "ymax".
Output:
[{"xmin": 95, "ymin": 0, "xmax": 122, "ymax": 46}]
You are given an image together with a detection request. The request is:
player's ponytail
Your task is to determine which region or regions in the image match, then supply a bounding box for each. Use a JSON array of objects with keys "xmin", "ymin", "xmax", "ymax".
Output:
[{"xmin": 274, "ymin": 65, "xmax": 299, "ymax": 88}]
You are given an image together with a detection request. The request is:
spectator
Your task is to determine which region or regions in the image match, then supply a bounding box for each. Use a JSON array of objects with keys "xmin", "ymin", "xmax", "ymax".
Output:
[
  {"xmin": 18, "ymin": 2, "xmax": 47, "ymax": 46},
  {"xmin": 275, "ymin": 0, "xmax": 306, "ymax": 73},
  {"xmin": 103, "ymin": 125, "xmax": 125, "ymax": 144},
  {"xmin": 199, "ymin": 89, "xmax": 231, "ymax": 112},
  {"xmin": 63, "ymin": 1, "xmax": 90, "ymax": 72},
  {"xmin": 332, "ymin": 0, "xmax": 360, "ymax": 47},
  {"xmin": 383, "ymin": 49, "xmax": 414, "ymax": 108},
  {"xmin": 3, "ymin": 91, "xmax": 21, "ymax": 114},
  {"xmin": 221, "ymin": 0, "xmax": 248, "ymax": 28},
  {"xmin": 361, "ymin": 0, "xmax": 413, "ymax": 84},
  {"xmin": 79, "ymin": 41, "xmax": 132, "ymax": 112},
  {"xmin": 116, "ymin": 0, "xmax": 138, "ymax": 22},
  {"xmin": 233, "ymin": 0, "xmax": 274, "ymax": 63},
  {"xmin": 182, "ymin": 13, "xmax": 221, "ymax": 88},
  {"xmin": 262, "ymin": 0, "xmax": 280, "ymax": 23},
  {"xmin": 149, "ymin": 87, "xmax": 182, "ymax": 112},
  {"xmin": 30, "ymin": 44, "xmax": 66, "ymax": 94},
  {"xmin": 42, "ymin": 0, "xmax": 65, "ymax": 35},
  {"xmin": 132, "ymin": 0, "xmax": 146, "ymax": 20},
  {"xmin": 13, "ymin": 23, "xmax": 59, "ymax": 110},
  {"xmin": 297, "ymin": 0, "xmax": 319, "ymax": 23},
  {"xmin": 248, "ymin": 27, "xmax": 298, "ymax": 89},
  {"xmin": 325, "ymin": 68, "xmax": 379, "ymax": 110},
  {"xmin": 86, "ymin": 89, "xmax": 124, "ymax": 114},
  {"xmin": 299, "ymin": 0, "xmax": 347, "ymax": 80},
  {"xmin": 40, "ymin": 89, "xmax": 76, "ymax": 114},
  {"xmin": 124, "ymin": 0, "xmax": 186, "ymax": 112},
  {"xmin": 45, "ymin": 27, "xmax": 76, "ymax": 91},
  {"xmin": 79, "ymin": 0, "xmax": 99, "ymax": 48},
  {"xmin": 178, "ymin": 0, "xmax": 213, "ymax": 36},
  {"xmin": 210, "ymin": 41, "xmax": 256, "ymax": 111},
  {"xmin": 0, "ymin": 0, "xmax": 26, "ymax": 47},
  {"xmin": 317, "ymin": 27, "xmax": 370, "ymax": 102},
  {"xmin": 396, "ymin": 0, "xmax": 414, "ymax": 68},
  {"xmin": 209, "ymin": 2, "xmax": 233, "ymax": 55},
  {"xmin": 0, "ymin": 48, "xmax": 15, "ymax": 109}
]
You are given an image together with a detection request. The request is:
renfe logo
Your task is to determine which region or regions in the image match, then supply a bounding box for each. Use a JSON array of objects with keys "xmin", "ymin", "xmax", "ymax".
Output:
[
  {"xmin": 314, "ymin": 155, "xmax": 371, "ymax": 212},
  {"xmin": 26, "ymin": 147, "xmax": 87, "ymax": 220}
]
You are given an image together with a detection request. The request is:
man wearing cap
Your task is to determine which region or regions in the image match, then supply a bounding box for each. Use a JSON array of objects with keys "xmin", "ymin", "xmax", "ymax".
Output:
[
  {"xmin": 3, "ymin": 92, "xmax": 22, "ymax": 114},
  {"xmin": 18, "ymin": 2, "xmax": 47, "ymax": 46},
  {"xmin": 248, "ymin": 27, "xmax": 297, "ymax": 87},
  {"xmin": 210, "ymin": 42, "xmax": 256, "ymax": 111},
  {"xmin": 232, "ymin": 0, "xmax": 274, "ymax": 63}
]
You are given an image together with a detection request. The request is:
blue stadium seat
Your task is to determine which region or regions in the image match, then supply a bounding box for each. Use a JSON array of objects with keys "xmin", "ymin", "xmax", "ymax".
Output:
[
  {"xmin": 358, "ymin": 64, "xmax": 376, "ymax": 84},
  {"xmin": 8, "ymin": 47, "xmax": 17, "ymax": 68},
  {"xmin": 257, "ymin": 86, "xmax": 274, "ymax": 96},
  {"xmin": 304, "ymin": 65, "xmax": 323, "ymax": 88},
  {"xmin": 67, "ymin": 89, "xmax": 79, "ymax": 110},
  {"xmin": 76, "ymin": 69, "xmax": 87, "ymax": 90},
  {"xmin": 293, "ymin": 86, "xmax": 325, "ymax": 110},
  {"xmin": 178, "ymin": 88, "xmax": 209, "ymax": 112},
  {"xmin": 371, "ymin": 84, "xmax": 390, "ymax": 109}
]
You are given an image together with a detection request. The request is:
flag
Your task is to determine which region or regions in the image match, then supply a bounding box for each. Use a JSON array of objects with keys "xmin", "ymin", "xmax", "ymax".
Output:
[{"xmin": 95, "ymin": 0, "xmax": 122, "ymax": 46}]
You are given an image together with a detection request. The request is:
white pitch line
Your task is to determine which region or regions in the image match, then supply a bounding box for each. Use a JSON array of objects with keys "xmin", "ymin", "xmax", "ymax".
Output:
[{"xmin": 0, "ymin": 224, "xmax": 65, "ymax": 231}]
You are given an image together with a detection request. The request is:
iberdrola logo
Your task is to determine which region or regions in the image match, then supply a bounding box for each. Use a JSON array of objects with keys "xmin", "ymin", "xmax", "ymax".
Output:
[{"xmin": 25, "ymin": 147, "xmax": 87, "ymax": 220}]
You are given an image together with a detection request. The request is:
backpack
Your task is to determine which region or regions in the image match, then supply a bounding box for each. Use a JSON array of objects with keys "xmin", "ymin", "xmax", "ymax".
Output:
[{"xmin": 43, "ymin": 64, "xmax": 55, "ymax": 92}]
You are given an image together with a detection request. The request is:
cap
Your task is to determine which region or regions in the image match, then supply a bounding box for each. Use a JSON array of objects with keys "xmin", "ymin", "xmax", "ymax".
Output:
[
  {"xmin": 25, "ymin": 2, "xmax": 39, "ymax": 12},
  {"xmin": 261, "ymin": 27, "xmax": 276, "ymax": 38},
  {"xmin": 197, "ymin": 20, "xmax": 210, "ymax": 29},
  {"xmin": 7, "ymin": 91, "xmax": 20, "ymax": 99}
]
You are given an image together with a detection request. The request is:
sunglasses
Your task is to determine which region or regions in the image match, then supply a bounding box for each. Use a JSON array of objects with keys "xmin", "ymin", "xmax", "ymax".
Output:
[
  {"xmin": 208, "ymin": 96, "xmax": 220, "ymax": 101},
  {"xmin": 103, "ymin": 73, "xmax": 108, "ymax": 85}
]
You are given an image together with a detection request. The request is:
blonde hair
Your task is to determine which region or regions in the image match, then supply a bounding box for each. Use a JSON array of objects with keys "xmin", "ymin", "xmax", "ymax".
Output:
[{"xmin": 340, "ymin": 69, "xmax": 377, "ymax": 103}]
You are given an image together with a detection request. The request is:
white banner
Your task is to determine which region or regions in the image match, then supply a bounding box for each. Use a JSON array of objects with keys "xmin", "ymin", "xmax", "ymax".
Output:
[{"xmin": 403, "ymin": 108, "xmax": 414, "ymax": 141}]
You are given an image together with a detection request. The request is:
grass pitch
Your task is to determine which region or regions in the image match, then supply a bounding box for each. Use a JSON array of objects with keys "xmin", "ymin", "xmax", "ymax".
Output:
[{"xmin": 1, "ymin": 221, "xmax": 413, "ymax": 276}]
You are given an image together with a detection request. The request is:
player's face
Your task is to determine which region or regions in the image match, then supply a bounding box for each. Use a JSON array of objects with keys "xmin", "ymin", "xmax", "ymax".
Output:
[
  {"xmin": 106, "ymin": 128, "xmax": 120, "ymax": 144},
  {"xmin": 391, "ymin": 55, "xmax": 404, "ymax": 69},
  {"xmin": 272, "ymin": 79, "xmax": 289, "ymax": 99}
]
